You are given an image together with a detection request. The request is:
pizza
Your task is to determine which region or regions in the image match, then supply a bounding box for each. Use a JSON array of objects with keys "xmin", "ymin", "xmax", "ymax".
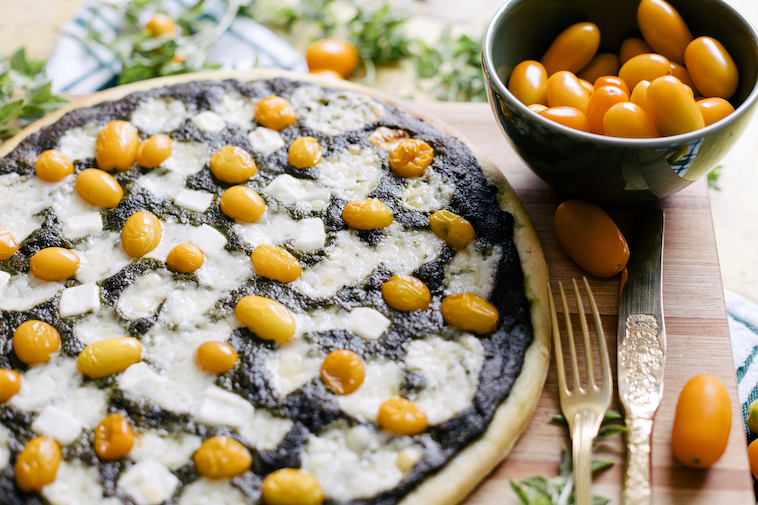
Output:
[{"xmin": 0, "ymin": 70, "xmax": 549, "ymax": 505}]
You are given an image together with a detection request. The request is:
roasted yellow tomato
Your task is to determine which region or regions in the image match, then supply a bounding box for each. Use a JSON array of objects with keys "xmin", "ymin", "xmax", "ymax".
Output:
[
  {"xmin": 647, "ymin": 75, "xmax": 704, "ymax": 136},
  {"xmin": 697, "ymin": 97, "xmax": 735, "ymax": 127},
  {"xmin": 637, "ymin": 0, "xmax": 693, "ymax": 65},
  {"xmin": 545, "ymin": 71, "xmax": 590, "ymax": 114},
  {"xmin": 0, "ymin": 227, "xmax": 18, "ymax": 260},
  {"xmin": 507, "ymin": 60, "xmax": 548, "ymax": 106},
  {"xmin": 684, "ymin": 36, "xmax": 739, "ymax": 99},
  {"xmin": 540, "ymin": 22, "xmax": 600, "ymax": 76},
  {"xmin": 603, "ymin": 102, "xmax": 658, "ymax": 138},
  {"xmin": 672, "ymin": 374, "xmax": 731, "ymax": 468},
  {"xmin": 577, "ymin": 53, "xmax": 620, "ymax": 85},
  {"xmin": 594, "ymin": 75, "xmax": 630, "ymax": 97},
  {"xmin": 618, "ymin": 53, "xmax": 671, "ymax": 92},
  {"xmin": 554, "ymin": 199, "xmax": 629, "ymax": 278},
  {"xmin": 35, "ymin": 150, "xmax": 74, "ymax": 182},
  {"xmin": 586, "ymin": 86, "xmax": 629, "ymax": 135},
  {"xmin": 749, "ymin": 439, "xmax": 758, "ymax": 480},
  {"xmin": 539, "ymin": 107, "xmax": 590, "ymax": 133},
  {"xmin": 619, "ymin": 37, "xmax": 654, "ymax": 65},
  {"xmin": 306, "ymin": 38, "xmax": 359, "ymax": 78},
  {"xmin": 96, "ymin": 121, "xmax": 139, "ymax": 171}
]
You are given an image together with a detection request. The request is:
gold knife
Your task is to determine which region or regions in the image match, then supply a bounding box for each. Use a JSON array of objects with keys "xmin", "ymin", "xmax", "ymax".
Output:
[{"xmin": 617, "ymin": 207, "xmax": 666, "ymax": 505}]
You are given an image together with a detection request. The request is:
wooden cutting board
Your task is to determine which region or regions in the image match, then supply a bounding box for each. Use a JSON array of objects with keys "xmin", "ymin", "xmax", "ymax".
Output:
[{"xmin": 407, "ymin": 101, "xmax": 754, "ymax": 504}]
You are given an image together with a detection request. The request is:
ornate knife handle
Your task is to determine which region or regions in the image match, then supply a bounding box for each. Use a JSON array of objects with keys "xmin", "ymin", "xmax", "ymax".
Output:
[
  {"xmin": 619, "ymin": 314, "xmax": 664, "ymax": 505},
  {"xmin": 623, "ymin": 411, "xmax": 654, "ymax": 504}
]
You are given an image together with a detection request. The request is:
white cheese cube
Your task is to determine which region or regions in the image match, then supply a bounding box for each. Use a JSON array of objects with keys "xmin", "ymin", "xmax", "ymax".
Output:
[
  {"xmin": 348, "ymin": 308, "xmax": 391, "ymax": 340},
  {"xmin": 264, "ymin": 175, "xmax": 331, "ymax": 207},
  {"xmin": 248, "ymin": 127, "xmax": 284, "ymax": 155},
  {"xmin": 196, "ymin": 387, "xmax": 254, "ymax": 428},
  {"xmin": 31, "ymin": 405, "xmax": 83, "ymax": 445},
  {"xmin": 174, "ymin": 189, "xmax": 214, "ymax": 213},
  {"xmin": 62, "ymin": 213, "xmax": 103, "ymax": 239},
  {"xmin": 59, "ymin": 283, "xmax": 101, "ymax": 318},
  {"xmin": 119, "ymin": 363, "xmax": 193, "ymax": 414},
  {"xmin": 118, "ymin": 460, "xmax": 180, "ymax": 505},
  {"xmin": 295, "ymin": 218, "xmax": 326, "ymax": 251},
  {"xmin": 190, "ymin": 224, "xmax": 227, "ymax": 255},
  {"xmin": 191, "ymin": 111, "xmax": 226, "ymax": 133}
]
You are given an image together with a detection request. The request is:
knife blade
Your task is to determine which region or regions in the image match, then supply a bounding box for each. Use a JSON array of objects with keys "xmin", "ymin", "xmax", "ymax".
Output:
[{"xmin": 617, "ymin": 207, "xmax": 666, "ymax": 505}]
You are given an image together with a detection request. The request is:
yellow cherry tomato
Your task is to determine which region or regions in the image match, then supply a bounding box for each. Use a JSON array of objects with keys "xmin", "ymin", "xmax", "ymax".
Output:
[
  {"xmin": 594, "ymin": 76, "xmax": 630, "ymax": 97},
  {"xmin": 647, "ymin": 75, "xmax": 705, "ymax": 136},
  {"xmin": 578, "ymin": 79, "xmax": 594, "ymax": 96},
  {"xmin": 528, "ymin": 104, "xmax": 548, "ymax": 113},
  {"xmin": 672, "ymin": 374, "xmax": 731, "ymax": 468},
  {"xmin": 309, "ymin": 69, "xmax": 343, "ymax": 80},
  {"xmin": 669, "ymin": 62, "xmax": 697, "ymax": 94},
  {"xmin": 539, "ymin": 107, "xmax": 590, "ymax": 133},
  {"xmin": 684, "ymin": 36, "xmax": 739, "ymax": 99},
  {"xmin": 618, "ymin": 53, "xmax": 671, "ymax": 92},
  {"xmin": 746, "ymin": 399, "xmax": 758, "ymax": 434},
  {"xmin": 306, "ymin": 38, "xmax": 359, "ymax": 78},
  {"xmin": 546, "ymin": 71, "xmax": 590, "ymax": 114},
  {"xmin": 540, "ymin": 22, "xmax": 600, "ymax": 76},
  {"xmin": 637, "ymin": 0, "xmax": 693, "ymax": 65},
  {"xmin": 0, "ymin": 227, "xmax": 19, "ymax": 260},
  {"xmin": 586, "ymin": 86, "xmax": 629, "ymax": 135},
  {"xmin": 35, "ymin": 150, "xmax": 74, "ymax": 182},
  {"xmin": 619, "ymin": 37, "xmax": 653, "ymax": 64},
  {"xmin": 146, "ymin": 13, "xmax": 176, "ymax": 38},
  {"xmin": 554, "ymin": 199, "xmax": 629, "ymax": 277},
  {"xmin": 630, "ymin": 80, "xmax": 652, "ymax": 114},
  {"xmin": 603, "ymin": 102, "xmax": 659, "ymax": 138},
  {"xmin": 508, "ymin": 60, "xmax": 548, "ymax": 106},
  {"xmin": 577, "ymin": 53, "xmax": 620, "ymax": 85},
  {"xmin": 697, "ymin": 97, "xmax": 735, "ymax": 127},
  {"xmin": 749, "ymin": 439, "xmax": 758, "ymax": 480}
]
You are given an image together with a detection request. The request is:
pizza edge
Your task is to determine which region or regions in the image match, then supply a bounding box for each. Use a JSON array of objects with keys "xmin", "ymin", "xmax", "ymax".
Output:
[{"xmin": 0, "ymin": 69, "xmax": 551, "ymax": 505}]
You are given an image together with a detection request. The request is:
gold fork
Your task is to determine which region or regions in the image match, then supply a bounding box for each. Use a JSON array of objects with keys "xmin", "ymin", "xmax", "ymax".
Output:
[{"xmin": 548, "ymin": 278, "xmax": 612, "ymax": 505}]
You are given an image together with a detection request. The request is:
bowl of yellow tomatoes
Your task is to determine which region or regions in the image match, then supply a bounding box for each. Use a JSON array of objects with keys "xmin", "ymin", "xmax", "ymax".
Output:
[{"xmin": 482, "ymin": 0, "xmax": 758, "ymax": 206}]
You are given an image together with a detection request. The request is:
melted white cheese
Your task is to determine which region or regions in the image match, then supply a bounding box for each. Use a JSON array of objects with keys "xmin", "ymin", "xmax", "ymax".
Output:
[
  {"xmin": 405, "ymin": 334, "xmax": 485, "ymax": 425},
  {"xmin": 316, "ymin": 147, "xmax": 383, "ymax": 201},
  {"xmin": 264, "ymin": 174, "xmax": 331, "ymax": 211},
  {"xmin": 294, "ymin": 226, "xmax": 444, "ymax": 299},
  {"xmin": 32, "ymin": 405, "xmax": 84, "ymax": 445},
  {"xmin": 290, "ymin": 86, "xmax": 385, "ymax": 136},
  {"xmin": 75, "ymin": 307, "xmax": 126, "ymax": 345},
  {"xmin": 131, "ymin": 98, "xmax": 190, "ymax": 135},
  {"xmin": 0, "ymin": 273, "xmax": 62, "ymax": 311},
  {"xmin": 130, "ymin": 430, "xmax": 202, "ymax": 469},
  {"xmin": 337, "ymin": 359, "xmax": 403, "ymax": 423},
  {"xmin": 42, "ymin": 461, "xmax": 119, "ymax": 505},
  {"xmin": 348, "ymin": 307, "xmax": 391, "ymax": 340},
  {"xmin": 118, "ymin": 460, "xmax": 180, "ymax": 505},
  {"xmin": 401, "ymin": 167, "xmax": 456, "ymax": 212},
  {"xmin": 265, "ymin": 338, "xmax": 323, "ymax": 397},
  {"xmin": 162, "ymin": 141, "xmax": 212, "ymax": 175},
  {"xmin": 59, "ymin": 282, "xmax": 101, "ymax": 318},
  {"xmin": 191, "ymin": 111, "xmax": 226, "ymax": 133},
  {"xmin": 213, "ymin": 93, "xmax": 255, "ymax": 130},
  {"xmin": 237, "ymin": 409, "xmax": 294, "ymax": 451},
  {"xmin": 57, "ymin": 123, "xmax": 102, "ymax": 161},
  {"xmin": 443, "ymin": 242, "xmax": 503, "ymax": 298},
  {"xmin": 178, "ymin": 479, "xmax": 249, "ymax": 505},
  {"xmin": 75, "ymin": 231, "xmax": 132, "ymax": 284},
  {"xmin": 117, "ymin": 271, "xmax": 173, "ymax": 320},
  {"xmin": 248, "ymin": 127, "xmax": 284, "ymax": 155},
  {"xmin": 303, "ymin": 425, "xmax": 415, "ymax": 501},
  {"xmin": 118, "ymin": 362, "xmax": 196, "ymax": 414},
  {"xmin": 11, "ymin": 358, "xmax": 80, "ymax": 412}
]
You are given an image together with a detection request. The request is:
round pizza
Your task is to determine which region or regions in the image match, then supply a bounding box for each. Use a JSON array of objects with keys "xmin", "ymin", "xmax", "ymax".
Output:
[{"xmin": 0, "ymin": 70, "xmax": 549, "ymax": 505}]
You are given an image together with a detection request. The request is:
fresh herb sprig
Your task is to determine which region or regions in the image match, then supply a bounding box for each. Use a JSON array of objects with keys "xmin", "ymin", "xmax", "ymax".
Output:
[
  {"xmin": 0, "ymin": 49, "xmax": 68, "ymax": 140},
  {"xmin": 510, "ymin": 411, "xmax": 627, "ymax": 505},
  {"xmin": 413, "ymin": 30, "xmax": 487, "ymax": 102}
]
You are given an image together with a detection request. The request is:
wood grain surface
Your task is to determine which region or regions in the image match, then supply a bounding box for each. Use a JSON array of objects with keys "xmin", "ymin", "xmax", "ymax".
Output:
[{"xmin": 408, "ymin": 102, "xmax": 754, "ymax": 504}]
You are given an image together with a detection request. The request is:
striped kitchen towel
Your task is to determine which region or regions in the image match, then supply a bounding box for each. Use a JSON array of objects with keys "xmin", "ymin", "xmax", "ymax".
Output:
[
  {"xmin": 727, "ymin": 289, "xmax": 758, "ymax": 442},
  {"xmin": 46, "ymin": 0, "xmax": 308, "ymax": 94}
]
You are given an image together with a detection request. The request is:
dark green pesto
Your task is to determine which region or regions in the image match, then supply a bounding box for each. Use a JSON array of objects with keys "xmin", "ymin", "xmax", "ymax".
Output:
[{"xmin": 0, "ymin": 78, "xmax": 533, "ymax": 505}]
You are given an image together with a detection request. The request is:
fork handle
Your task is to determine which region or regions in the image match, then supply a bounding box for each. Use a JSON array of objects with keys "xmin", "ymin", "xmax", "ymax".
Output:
[
  {"xmin": 572, "ymin": 409, "xmax": 596, "ymax": 505},
  {"xmin": 622, "ymin": 412, "xmax": 654, "ymax": 505}
]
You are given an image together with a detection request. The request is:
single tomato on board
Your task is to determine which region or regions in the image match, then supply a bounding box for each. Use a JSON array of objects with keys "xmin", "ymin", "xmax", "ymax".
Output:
[
  {"xmin": 553, "ymin": 199, "xmax": 629, "ymax": 278},
  {"xmin": 672, "ymin": 374, "xmax": 731, "ymax": 469}
]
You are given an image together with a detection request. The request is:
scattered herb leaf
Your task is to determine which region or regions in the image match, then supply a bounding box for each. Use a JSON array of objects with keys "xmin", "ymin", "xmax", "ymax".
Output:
[{"xmin": 708, "ymin": 165, "xmax": 722, "ymax": 191}]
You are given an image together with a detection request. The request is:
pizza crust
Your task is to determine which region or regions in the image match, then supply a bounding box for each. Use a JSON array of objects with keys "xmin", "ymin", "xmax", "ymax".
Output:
[{"xmin": 0, "ymin": 69, "xmax": 550, "ymax": 504}]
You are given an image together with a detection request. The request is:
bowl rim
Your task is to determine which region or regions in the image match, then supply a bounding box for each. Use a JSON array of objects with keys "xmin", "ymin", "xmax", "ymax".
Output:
[{"xmin": 482, "ymin": 0, "xmax": 758, "ymax": 145}]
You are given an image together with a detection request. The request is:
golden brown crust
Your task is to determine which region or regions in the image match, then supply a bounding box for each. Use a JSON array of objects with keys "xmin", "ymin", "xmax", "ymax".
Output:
[{"xmin": 0, "ymin": 69, "xmax": 550, "ymax": 505}]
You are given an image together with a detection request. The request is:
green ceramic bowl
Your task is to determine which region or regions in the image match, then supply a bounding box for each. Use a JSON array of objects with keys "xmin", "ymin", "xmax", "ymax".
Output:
[{"xmin": 482, "ymin": 0, "xmax": 758, "ymax": 206}]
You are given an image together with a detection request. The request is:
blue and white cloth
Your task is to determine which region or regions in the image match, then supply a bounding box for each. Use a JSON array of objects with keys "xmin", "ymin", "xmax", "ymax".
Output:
[
  {"xmin": 46, "ymin": 0, "xmax": 308, "ymax": 94},
  {"xmin": 727, "ymin": 289, "xmax": 758, "ymax": 441}
]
